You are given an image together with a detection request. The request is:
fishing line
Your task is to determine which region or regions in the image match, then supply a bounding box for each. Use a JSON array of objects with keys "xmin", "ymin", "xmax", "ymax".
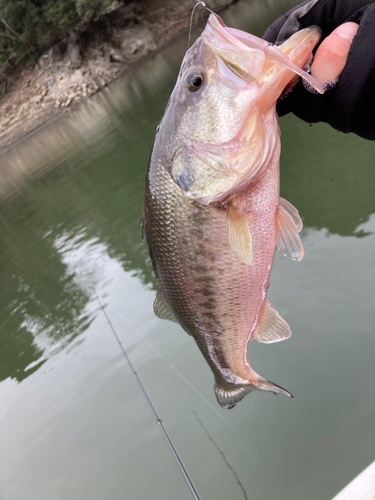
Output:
[
  {"xmin": 188, "ymin": 1, "xmax": 219, "ymax": 49},
  {"xmin": 188, "ymin": 2, "xmax": 205, "ymax": 49},
  {"xmin": 94, "ymin": 292, "xmax": 200, "ymax": 500}
]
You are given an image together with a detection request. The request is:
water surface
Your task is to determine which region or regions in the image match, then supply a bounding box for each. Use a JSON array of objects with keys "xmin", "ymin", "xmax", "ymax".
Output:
[{"xmin": 1, "ymin": 1, "xmax": 375, "ymax": 499}]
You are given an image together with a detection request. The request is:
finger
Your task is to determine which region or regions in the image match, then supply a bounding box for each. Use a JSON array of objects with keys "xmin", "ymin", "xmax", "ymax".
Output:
[{"xmin": 311, "ymin": 22, "xmax": 359, "ymax": 85}]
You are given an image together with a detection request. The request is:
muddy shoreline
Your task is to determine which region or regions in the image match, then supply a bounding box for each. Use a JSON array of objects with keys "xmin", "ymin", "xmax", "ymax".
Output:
[{"xmin": 0, "ymin": 0, "xmax": 235, "ymax": 152}]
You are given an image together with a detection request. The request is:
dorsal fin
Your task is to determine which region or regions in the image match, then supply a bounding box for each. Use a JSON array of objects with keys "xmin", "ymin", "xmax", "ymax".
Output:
[
  {"xmin": 140, "ymin": 212, "xmax": 147, "ymax": 241},
  {"xmin": 141, "ymin": 211, "xmax": 159, "ymax": 280},
  {"xmin": 253, "ymin": 300, "xmax": 292, "ymax": 343},
  {"xmin": 153, "ymin": 288, "xmax": 179, "ymax": 324}
]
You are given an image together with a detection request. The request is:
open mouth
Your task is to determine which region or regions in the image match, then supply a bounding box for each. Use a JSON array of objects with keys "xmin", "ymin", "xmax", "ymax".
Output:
[
  {"xmin": 203, "ymin": 14, "xmax": 266, "ymax": 83},
  {"xmin": 204, "ymin": 14, "xmax": 324, "ymax": 93}
]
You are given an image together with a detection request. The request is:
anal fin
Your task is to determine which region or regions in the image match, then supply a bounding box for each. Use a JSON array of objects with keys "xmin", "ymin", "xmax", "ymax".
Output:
[
  {"xmin": 276, "ymin": 198, "xmax": 304, "ymax": 261},
  {"xmin": 154, "ymin": 288, "xmax": 179, "ymax": 324},
  {"xmin": 253, "ymin": 299, "xmax": 292, "ymax": 343},
  {"xmin": 226, "ymin": 204, "xmax": 253, "ymax": 266}
]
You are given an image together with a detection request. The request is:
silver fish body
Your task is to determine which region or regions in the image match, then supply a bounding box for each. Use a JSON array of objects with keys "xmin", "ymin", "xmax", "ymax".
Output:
[{"xmin": 144, "ymin": 15, "xmax": 323, "ymax": 408}]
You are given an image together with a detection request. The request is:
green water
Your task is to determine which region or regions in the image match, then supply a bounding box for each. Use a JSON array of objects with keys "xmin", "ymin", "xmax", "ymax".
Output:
[{"xmin": 1, "ymin": 1, "xmax": 375, "ymax": 499}]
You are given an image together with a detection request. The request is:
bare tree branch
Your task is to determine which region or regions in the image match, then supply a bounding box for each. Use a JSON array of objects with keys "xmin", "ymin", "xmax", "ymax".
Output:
[{"xmin": 1, "ymin": 19, "xmax": 20, "ymax": 38}]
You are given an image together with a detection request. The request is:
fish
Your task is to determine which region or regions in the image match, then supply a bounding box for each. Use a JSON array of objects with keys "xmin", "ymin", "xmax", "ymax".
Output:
[{"xmin": 143, "ymin": 13, "xmax": 323, "ymax": 409}]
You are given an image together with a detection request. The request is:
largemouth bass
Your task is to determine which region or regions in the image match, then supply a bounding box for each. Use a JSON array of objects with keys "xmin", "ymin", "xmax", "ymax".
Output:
[{"xmin": 143, "ymin": 14, "xmax": 323, "ymax": 409}]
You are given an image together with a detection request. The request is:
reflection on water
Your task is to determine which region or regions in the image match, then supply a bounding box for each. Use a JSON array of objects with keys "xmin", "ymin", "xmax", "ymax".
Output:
[
  {"xmin": 279, "ymin": 119, "xmax": 375, "ymax": 237},
  {"xmin": 0, "ymin": 215, "xmax": 93, "ymax": 382},
  {"xmin": 1, "ymin": 1, "xmax": 375, "ymax": 499}
]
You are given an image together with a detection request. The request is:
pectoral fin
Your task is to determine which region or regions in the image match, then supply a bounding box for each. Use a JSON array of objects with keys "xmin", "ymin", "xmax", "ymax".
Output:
[
  {"xmin": 276, "ymin": 199, "xmax": 304, "ymax": 261},
  {"xmin": 253, "ymin": 299, "xmax": 292, "ymax": 343},
  {"xmin": 154, "ymin": 288, "xmax": 178, "ymax": 324},
  {"xmin": 227, "ymin": 205, "xmax": 253, "ymax": 266}
]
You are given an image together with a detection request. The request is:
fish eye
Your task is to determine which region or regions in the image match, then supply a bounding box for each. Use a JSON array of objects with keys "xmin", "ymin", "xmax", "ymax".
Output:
[{"xmin": 186, "ymin": 71, "xmax": 204, "ymax": 92}]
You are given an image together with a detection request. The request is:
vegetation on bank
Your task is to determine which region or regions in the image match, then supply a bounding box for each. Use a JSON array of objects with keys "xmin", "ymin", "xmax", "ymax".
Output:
[{"xmin": 0, "ymin": 0, "xmax": 119, "ymax": 71}]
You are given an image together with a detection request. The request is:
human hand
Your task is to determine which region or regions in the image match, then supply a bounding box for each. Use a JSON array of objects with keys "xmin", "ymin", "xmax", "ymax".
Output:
[{"xmin": 263, "ymin": 0, "xmax": 375, "ymax": 140}]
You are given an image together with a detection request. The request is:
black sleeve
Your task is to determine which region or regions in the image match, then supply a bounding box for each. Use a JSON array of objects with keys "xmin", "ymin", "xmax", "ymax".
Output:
[{"xmin": 263, "ymin": 0, "xmax": 375, "ymax": 140}]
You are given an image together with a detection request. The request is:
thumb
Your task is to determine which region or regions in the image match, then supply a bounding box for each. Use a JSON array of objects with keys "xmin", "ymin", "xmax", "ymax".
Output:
[{"xmin": 311, "ymin": 22, "xmax": 359, "ymax": 85}]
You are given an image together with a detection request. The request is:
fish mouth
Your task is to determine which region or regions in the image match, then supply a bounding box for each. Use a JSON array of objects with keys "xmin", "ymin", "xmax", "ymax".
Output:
[
  {"xmin": 203, "ymin": 13, "xmax": 324, "ymax": 93},
  {"xmin": 203, "ymin": 14, "xmax": 267, "ymax": 84}
]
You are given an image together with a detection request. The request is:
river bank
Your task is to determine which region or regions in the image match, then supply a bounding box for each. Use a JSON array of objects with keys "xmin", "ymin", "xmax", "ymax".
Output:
[{"xmin": 0, "ymin": 0, "xmax": 235, "ymax": 152}]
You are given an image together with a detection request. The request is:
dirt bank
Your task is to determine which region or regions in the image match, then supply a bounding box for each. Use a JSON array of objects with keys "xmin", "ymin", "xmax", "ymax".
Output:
[{"xmin": 0, "ymin": 0, "xmax": 235, "ymax": 152}]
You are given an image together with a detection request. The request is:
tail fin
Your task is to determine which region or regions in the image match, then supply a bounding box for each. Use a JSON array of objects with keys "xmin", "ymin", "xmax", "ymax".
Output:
[
  {"xmin": 214, "ymin": 377, "xmax": 293, "ymax": 409},
  {"xmin": 214, "ymin": 384, "xmax": 253, "ymax": 409},
  {"xmin": 255, "ymin": 377, "xmax": 294, "ymax": 399}
]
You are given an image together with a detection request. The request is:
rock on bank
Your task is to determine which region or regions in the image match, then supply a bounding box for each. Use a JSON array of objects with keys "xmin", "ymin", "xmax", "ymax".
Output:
[{"xmin": 0, "ymin": 0, "xmax": 235, "ymax": 151}]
